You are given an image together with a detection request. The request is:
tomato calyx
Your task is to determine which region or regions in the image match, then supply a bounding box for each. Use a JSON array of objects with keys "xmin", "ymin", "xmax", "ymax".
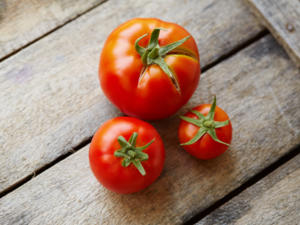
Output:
[
  {"xmin": 114, "ymin": 132, "xmax": 155, "ymax": 176},
  {"xmin": 180, "ymin": 96, "xmax": 230, "ymax": 146},
  {"xmin": 135, "ymin": 28, "xmax": 190, "ymax": 92}
]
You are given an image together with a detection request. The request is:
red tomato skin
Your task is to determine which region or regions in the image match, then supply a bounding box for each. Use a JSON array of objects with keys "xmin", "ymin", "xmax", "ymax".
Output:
[
  {"xmin": 178, "ymin": 105, "xmax": 232, "ymax": 160},
  {"xmin": 99, "ymin": 18, "xmax": 200, "ymax": 120},
  {"xmin": 89, "ymin": 117, "xmax": 165, "ymax": 194}
]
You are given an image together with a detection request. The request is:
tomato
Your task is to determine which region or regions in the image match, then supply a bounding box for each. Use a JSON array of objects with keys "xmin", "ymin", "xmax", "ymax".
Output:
[
  {"xmin": 89, "ymin": 117, "xmax": 165, "ymax": 194},
  {"xmin": 99, "ymin": 18, "xmax": 200, "ymax": 120},
  {"xmin": 178, "ymin": 97, "xmax": 232, "ymax": 160}
]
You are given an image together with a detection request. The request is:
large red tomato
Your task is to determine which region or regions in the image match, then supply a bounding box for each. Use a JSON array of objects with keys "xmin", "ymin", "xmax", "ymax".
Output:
[
  {"xmin": 99, "ymin": 18, "xmax": 200, "ymax": 120},
  {"xmin": 89, "ymin": 117, "xmax": 165, "ymax": 194},
  {"xmin": 178, "ymin": 97, "xmax": 232, "ymax": 160}
]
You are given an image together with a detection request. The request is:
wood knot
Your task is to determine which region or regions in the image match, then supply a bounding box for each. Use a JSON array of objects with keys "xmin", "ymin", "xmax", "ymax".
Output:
[{"xmin": 286, "ymin": 23, "xmax": 295, "ymax": 33}]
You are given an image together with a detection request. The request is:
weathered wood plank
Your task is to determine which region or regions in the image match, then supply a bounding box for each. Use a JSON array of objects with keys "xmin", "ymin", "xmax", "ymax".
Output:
[
  {"xmin": 0, "ymin": 36, "xmax": 300, "ymax": 224},
  {"xmin": 0, "ymin": 0, "xmax": 106, "ymax": 60},
  {"xmin": 0, "ymin": 0, "xmax": 264, "ymax": 194},
  {"xmin": 197, "ymin": 153, "xmax": 300, "ymax": 225},
  {"xmin": 245, "ymin": 0, "xmax": 300, "ymax": 67}
]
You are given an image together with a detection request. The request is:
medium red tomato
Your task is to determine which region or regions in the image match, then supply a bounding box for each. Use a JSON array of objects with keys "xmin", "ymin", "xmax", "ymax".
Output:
[
  {"xmin": 178, "ymin": 97, "xmax": 232, "ymax": 160},
  {"xmin": 99, "ymin": 18, "xmax": 200, "ymax": 120},
  {"xmin": 89, "ymin": 117, "xmax": 165, "ymax": 194}
]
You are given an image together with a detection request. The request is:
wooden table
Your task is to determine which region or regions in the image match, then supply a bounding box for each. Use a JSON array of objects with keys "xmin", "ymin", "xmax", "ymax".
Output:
[{"xmin": 0, "ymin": 0, "xmax": 299, "ymax": 224}]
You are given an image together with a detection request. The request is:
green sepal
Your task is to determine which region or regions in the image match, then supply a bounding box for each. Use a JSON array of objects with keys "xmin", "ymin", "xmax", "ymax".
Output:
[
  {"xmin": 148, "ymin": 28, "xmax": 165, "ymax": 49},
  {"xmin": 207, "ymin": 129, "xmax": 230, "ymax": 146},
  {"xmin": 129, "ymin": 132, "xmax": 138, "ymax": 146},
  {"xmin": 135, "ymin": 151, "xmax": 149, "ymax": 161},
  {"xmin": 153, "ymin": 57, "xmax": 180, "ymax": 91},
  {"xmin": 114, "ymin": 151, "xmax": 128, "ymax": 158},
  {"xmin": 159, "ymin": 36, "xmax": 190, "ymax": 56},
  {"xmin": 117, "ymin": 136, "xmax": 130, "ymax": 148},
  {"xmin": 214, "ymin": 120, "xmax": 229, "ymax": 128},
  {"xmin": 135, "ymin": 33, "xmax": 148, "ymax": 56},
  {"xmin": 132, "ymin": 160, "xmax": 146, "ymax": 176},
  {"xmin": 135, "ymin": 138, "xmax": 155, "ymax": 151},
  {"xmin": 180, "ymin": 115, "xmax": 202, "ymax": 127},
  {"xmin": 122, "ymin": 158, "xmax": 131, "ymax": 167},
  {"xmin": 191, "ymin": 110, "xmax": 206, "ymax": 120},
  {"xmin": 208, "ymin": 96, "xmax": 217, "ymax": 120},
  {"xmin": 180, "ymin": 127, "xmax": 207, "ymax": 146}
]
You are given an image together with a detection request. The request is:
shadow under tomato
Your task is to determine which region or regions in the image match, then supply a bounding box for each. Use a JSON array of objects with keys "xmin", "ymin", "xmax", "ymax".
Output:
[
  {"xmin": 98, "ymin": 150, "xmax": 237, "ymax": 224},
  {"xmin": 101, "ymin": 171, "xmax": 173, "ymax": 223}
]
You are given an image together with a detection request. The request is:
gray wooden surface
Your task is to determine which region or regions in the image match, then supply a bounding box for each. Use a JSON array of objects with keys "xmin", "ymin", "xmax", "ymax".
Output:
[
  {"xmin": 0, "ymin": 35, "xmax": 299, "ymax": 225},
  {"xmin": 245, "ymin": 0, "xmax": 300, "ymax": 67},
  {"xmin": 0, "ymin": 0, "xmax": 105, "ymax": 60},
  {"xmin": 197, "ymin": 154, "xmax": 300, "ymax": 225},
  {"xmin": 0, "ymin": 0, "xmax": 264, "ymax": 194}
]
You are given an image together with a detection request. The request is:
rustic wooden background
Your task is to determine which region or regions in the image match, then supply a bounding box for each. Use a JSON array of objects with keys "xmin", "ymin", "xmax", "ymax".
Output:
[{"xmin": 0, "ymin": 0, "xmax": 299, "ymax": 224}]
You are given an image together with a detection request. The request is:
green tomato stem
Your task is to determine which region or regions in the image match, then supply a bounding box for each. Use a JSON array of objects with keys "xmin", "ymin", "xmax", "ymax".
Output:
[
  {"xmin": 135, "ymin": 28, "xmax": 191, "ymax": 93},
  {"xmin": 114, "ymin": 132, "xmax": 154, "ymax": 176},
  {"xmin": 180, "ymin": 96, "xmax": 230, "ymax": 146}
]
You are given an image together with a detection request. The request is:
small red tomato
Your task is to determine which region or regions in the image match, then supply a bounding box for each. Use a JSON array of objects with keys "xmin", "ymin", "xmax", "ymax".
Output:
[
  {"xmin": 99, "ymin": 18, "xmax": 200, "ymax": 120},
  {"xmin": 178, "ymin": 97, "xmax": 232, "ymax": 160},
  {"xmin": 89, "ymin": 117, "xmax": 165, "ymax": 194}
]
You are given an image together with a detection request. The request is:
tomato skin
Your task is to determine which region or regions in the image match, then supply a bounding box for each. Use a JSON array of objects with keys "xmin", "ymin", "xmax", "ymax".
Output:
[
  {"xmin": 99, "ymin": 18, "xmax": 200, "ymax": 120},
  {"xmin": 89, "ymin": 117, "xmax": 165, "ymax": 194},
  {"xmin": 178, "ymin": 104, "xmax": 232, "ymax": 160}
]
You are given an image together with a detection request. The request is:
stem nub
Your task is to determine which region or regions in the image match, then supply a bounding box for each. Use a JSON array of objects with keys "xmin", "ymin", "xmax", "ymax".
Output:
[
  {"xmin": 135, "ymin": 28, "xmax": 191, "ymax": 92},
  {"xmin": 114, "ymin": 132, "xmax": 154, "ymax": 176},
  {"xmin": 180, "ymin": 96, "xmax": 230, "ymax": 146}
]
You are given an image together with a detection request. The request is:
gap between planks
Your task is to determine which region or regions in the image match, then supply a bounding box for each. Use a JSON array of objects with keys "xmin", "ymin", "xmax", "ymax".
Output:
[
  {"xmin": 245, "ymin": 0, "xmax": 300, "ymax": 68},
  {"xmin": 201, "ymin": 29, "xmax": 268, "ymax": 72},
  {"xmin": 184, "ymin": 144, "xmax": 300, "ymax": 225},
  {"xmin": 0, "ymin": 136, "xmax": 92, "ymax": 199},
  {"xmin": 0, "ymin": 0, "xmax": 109, "ymax": 63},
  {"xmin": 0, "ymin": 30, "xmax": 267, "ymax": 199}
]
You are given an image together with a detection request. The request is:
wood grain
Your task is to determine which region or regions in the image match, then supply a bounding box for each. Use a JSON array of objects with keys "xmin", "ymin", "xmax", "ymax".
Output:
[
  {"xmin": 0, "ymin": 36, "xmax": 300, "ymax": 225},
  {"xmin": 245, "ymin": 0, "xmax": 300, "ymax": 67},
  {"xmin": 0, "ymin": 0, "xmax": 106, "ymax": 60},
  {"xmin": 197, "ymin": 153, "xmax": 300, "ymax": 225},
  {"xmin": 0, "ymin": 0, "xmax": 264, "ymax": 194}
]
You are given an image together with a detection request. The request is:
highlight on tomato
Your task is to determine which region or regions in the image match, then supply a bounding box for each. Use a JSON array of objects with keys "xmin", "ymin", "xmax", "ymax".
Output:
[
  {"xmin": 89, "ymin": 117, "xmax": 165, "ymax": 194},
  {"xmin": 178, "ymin": 96, "xmax": 232, "ymax": 160},
  {"xmin": 99, "ymin": 18, "xmax": 200, "ymax": 120}
]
